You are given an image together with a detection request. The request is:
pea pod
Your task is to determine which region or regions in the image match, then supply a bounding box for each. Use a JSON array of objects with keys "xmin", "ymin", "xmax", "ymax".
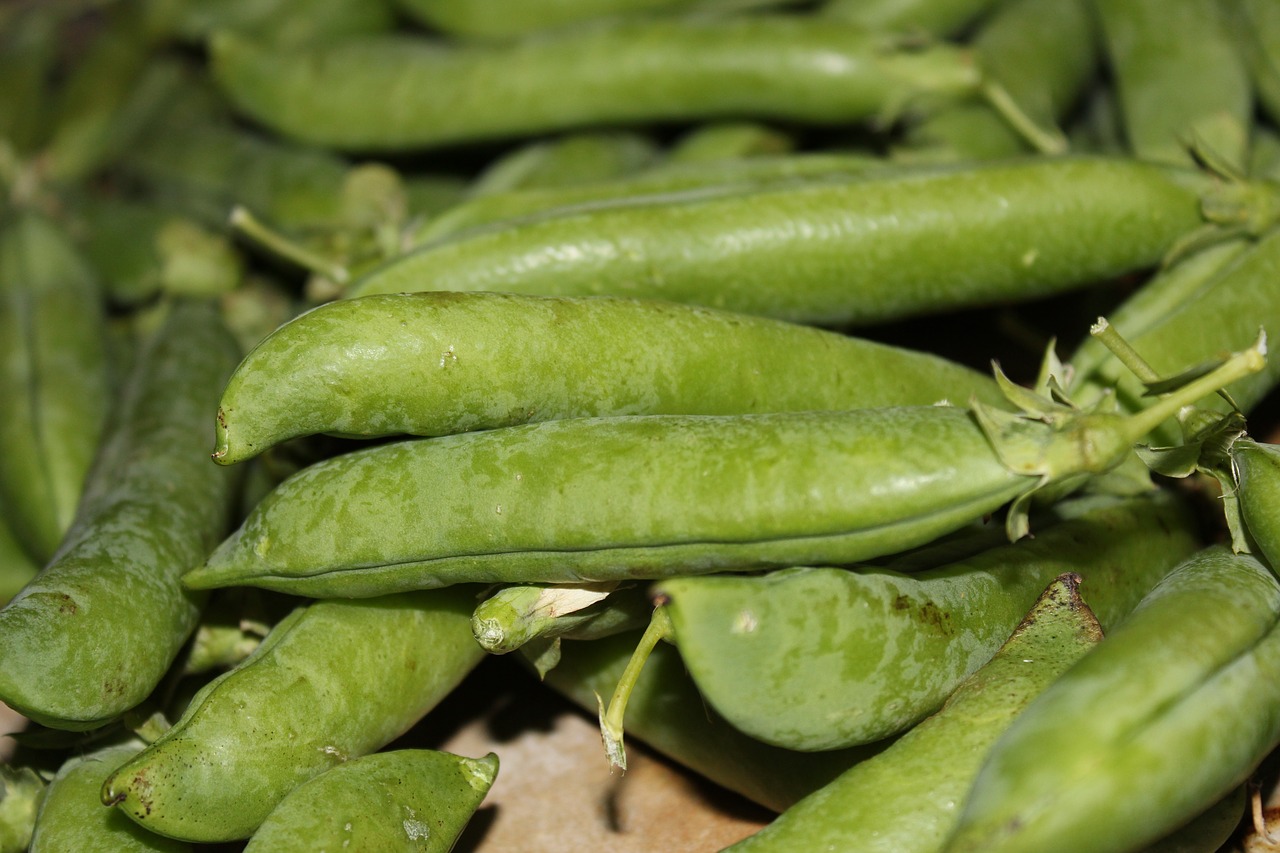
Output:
[
  {"xmin": 101, "ymin": 587, "xmax": 484, "ymax": 842},
  {"xmin": 467, "ymin": 131, "xmax": 659, "ymax": 197},
  {"xmin": 0, "ymin": 4, "xmax": 60, "ymax": 158},
  {"xmin": 1092, "ymin": 0, "xmax": 1252, "ymax": 170},
  {"xmin": 348, "ymin": 157, "xmax": 1234, "ymax": 326},
  {"xmin": 652, "ymin": 491, "xmax": 1198, "ymax": 751},
  {"xmin": 210, "ymin": 18, "xmax": 982, "ymax": 152},
  {"xmin": 0, "ymin": 299, "xmax": 240, "ymax": 730},
  {"xmin": 0, "ymin": 210, "xmax": 111, "ymax": 562},
  {"xmin": 944, "ymin": 547, "xmax": 1280, "ymax": 853},
  {"xmin": 29, "ymin": 743, "xmax": 189, "ymax": 853},
  {"xmin": 243, "ymin": 749, "xmax": 497, "ymax": 852},
  {"xmin": 0, "ymin": 765, "xmax": 44, "ymax": 853},
  {"xmin": 1226, "ymin": 0, "xmax": 1280, "ymax": 128},
  {"xmin": 821, "ymin": 0, "xmax": 1005, "ymax": 38},
  {"xmin": 174, "ymin": 0, "xmax": 396, "ymax": 47},
  {"xmin": 664, "ymin": 121, "xmax": 793, "ymax": 163},
  {"xmin": 726, "ymin": 574, "xmax": 1103, "ymax": 852},
  {"xmin": 212, "ymin": 291, "xmax": 1008, "ymax": 465},
  {"xmin": 544, "ymin": 632, "xmax": 872, "ymax": 812},
  {"xmin": 1231, "ymin": 438, "xmax": 1280, "ymax": 570}
]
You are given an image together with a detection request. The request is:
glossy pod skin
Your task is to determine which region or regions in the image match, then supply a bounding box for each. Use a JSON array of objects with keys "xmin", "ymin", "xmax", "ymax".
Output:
[
  {"xmin": 348, "ymin": 157, "xmax": 1212, "ymax": 326},
  {"xmin": 186, "ymin": 407, "xmax": 1039, "ymax": 597},
  {"xmin": 0, "ymin": 210, "xmax": 110, "ymax": 563},
  {"xmin": 544, "ymin": 632, "xmax": 875, "ymax": 813},
  {"xmin": 212, "ymin": 291, "xmax": 1007, "ymax": 464},
  {"xmin": 944, "ymin": 547, "xmax": 1280, "ymax": 853},
  {"xmin": 1093, "ymin": 0, "xmax": 1252, "ymax": 169},
  {"xmin": 727, "ymin": 574, "xmax": 1103, "ymax": 853},
  {"xmin": 243, "ymin": 750, "xmax": 497, "ymax": 852},
  {"xmin": 101, "ymin": 587, "xmax": 484, "ymax": 843},
  {"xmin": 653, "ymin": 491, "xmax": 1199, "ymax": 750},
  {"xmin": 30, "ymin": 744, "xmax": 190, "ymax": 853},
  {"xmin": 0, "ymin": 300, "xmax": 240, "ymax": 730},
  {"xmin": 210, "ymin": 17, "xmax": 981, "ymax": 152}
]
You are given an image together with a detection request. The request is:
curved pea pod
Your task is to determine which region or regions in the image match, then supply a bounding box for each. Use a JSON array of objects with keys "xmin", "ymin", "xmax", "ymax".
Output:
[
  {"xmin": 943, "ymin": 547, "xmax": 1280, "ymax": 853},
  {"xmin": 1231, "ymin": 438, "xmax": 1280, "ymax": 569},
  {"xmin": 348, "ymin": 157, "xmax": 1229, "ymax": 326},
  {"xmin": 0, "ymin": 299, "xmax": 240, "ymax": 730},
  {"xmin": 393, "ymin": 0, "xmax": 786, "ymax": 40},
  {"xmin": 210, "ymin": 18, "xmax": 983, "ymax": 152},
  {"xmin": 243, "ymin": 749, "xmax": 496, "ymax": 852},
  {"xmin": 0, "ymin": 210, "xmax": 110, "ymax": 563},
  {"xmin": 1094, "ymin": 0, "xmax": 1252, "ymax": 171},
  {"xmin": 100, "ymin": 587, "xmax": 484, "ymax": 843},
  {"xmin": 1068, "ymin": 227, "xmax": 1280, "ymax": 443},
  {"xmin": 30, "ymin": 743, "xmax": 189, "ymax": 853},
  {"xmin": 545, "ymin": 631, "xmax": 873, "ymax": 812},
  {"xmin": 653, "ymin": 490, "xmax": 1198, "ymax": 751},
  {"xmin": 212, "ymin": 291, "xmax": 1008, "ymax": 464},
  {"xmin": 727, "ymin": 573, "xmax": 1103, "ymax": 853},
  {"xmin": 408, "ymin": 151, "xmax": 881, "ymax": 244}
]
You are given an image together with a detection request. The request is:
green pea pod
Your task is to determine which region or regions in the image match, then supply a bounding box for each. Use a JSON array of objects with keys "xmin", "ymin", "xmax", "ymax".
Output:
[
  {"xmin": 0, "ymin": 210, "xmax": 110, "ymax": 563},
  {"xmin": 393, "ymin": 0, "xmax": 787, "ymax": 40},
  {"xmin": 210, "ymin": 18, "xmax": 982, "ymax": 152},
  {"xmin": 175, "ymin": 0, "xmax": 395, "ymax": 47},
  {"xmin": 545, "ymin": 632, "xmax": 871, "ymax": 812},
  {"xmin": 1137, "ymin": 787, "xmax": 1246, "ymax": 853},
  {"xmin": 30, "ymin": 743, "xmax": 189, "ymax": 853},
  {"xmin": 1068, "ymin": 227, "xmax": 1280, "ymax": 443},
  {"xmin": 0, "ymin": 4, "xmax": 60, "ymax": 158},
  {"xmin": 0, "ymin": 299, "xmax": 240, "ymax": 730},
  {"xmin": 1231, "ymin": 438, "xmax": 1280, "ymax": 569},
  {"xmin": 212, "ymin": 291, "xmax": 1008, "ymax": 464},
  {"xmin": 1226, "ymin": 0, "xmax": 1280, "ymax": 129},
  {"xmin": 1093, "ymin": 0, "xmax": 1252, "ymax": 170},
  {"xmin": 0, "ymin": 764, "xmax": 44, "ymax": 853},
  {"xmin": 944, "ymin": 547, "xmax": 1280, "ymax": 853},
  {"xmin": 409, "ymin": 151, "xmax": 880, "ymax": 244},
  {"xmin": 726, "ymin": 573, "xmax": 1103, "ymax": 852},
  {"xmin": 243, "ymin": 749, "xmax": 496, "ymax": 852},
  {"xmin": 101, "ymin": 587, "xmax": 484, "ymax": 843},
  {"xmin": 654, "ymin": 491, "xmax": 1198, "ymax": 751},
  {"xmin": 350, "ymin": 157, "xmax": 1227, "ymax": 326},
  {"xmin": 821, "ymin": 0, "xmax": 1004, "ymax": 37},
  {"xmin": 468, "ymin": 131, "xmax": 659, "ymax": 197},
  {"xmin": 0, "ymin": 506, "xmax": 38, "ymax": 607}
]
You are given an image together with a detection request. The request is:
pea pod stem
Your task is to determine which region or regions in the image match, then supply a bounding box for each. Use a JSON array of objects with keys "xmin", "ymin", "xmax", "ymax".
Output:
[
  {"xmin": 1089, "ymin": 317, "xmax": 1161, "ymax": 384},
  {"xmin": 228, "ymin": 205, "xmax": 347, "ymax": 284},
  {"xmin": 598, "ymin": 604, "xmax": 670, "ymax": 770}
]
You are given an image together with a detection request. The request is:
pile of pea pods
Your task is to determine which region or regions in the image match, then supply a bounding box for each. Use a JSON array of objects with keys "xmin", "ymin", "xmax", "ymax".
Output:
[{"xmin": 8, "ymin": 0, "xmax": 1280, "ymax": 850}]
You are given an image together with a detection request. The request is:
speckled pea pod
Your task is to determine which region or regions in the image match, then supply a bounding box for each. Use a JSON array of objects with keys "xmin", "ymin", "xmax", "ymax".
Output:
[
  {"xmin": 349, "ymin": 157, "xmax": 1222, "ymax": 325},
  {"xmin": 243, "ymin": 749, "xmax": 497, "ymax": 852},
  {"xmin": 393, "ymin": 0, "xmax": 786, "ymax": 39},
  {"xmin": 210, "ymin": 17, "xmax": 982, "ymax": 152},
  {"xmin": 0, "ymin": 299, "xmax": 240, "ymax": 730},
  {"xmin": 29, "ymin": 744, "xmax": 189, "ymax": 853},
  {"xmin": 944, "ymin": 546, "xmax": 1280, "ymax": 853},
  {"xmin": 653, "ymin": 491, "xmax": 1198, "ymax": 751},
  {"xmin": 726, "ymin": 573, "xmax": 1103, "ymax": 853},
  {"xmin": 545, "ymin": 631, "xmax": 872, "ymax": 812},
  {"xmin": 100, "ymin": 587, "xmax": 484, "ymax": 843},
  {"xmin": 1092, "ymin": 0, "xmax": 1252, "ymax": 170},
  {"xmin": 190, "ymin": 407, "xmax": 1031, "ymax": 596},
  {"xmin": 0, "ymin": 210, "xmax": 110, "ymax": 563},
  {"xmin": 212, "ymin": 291, "xmax": 1007, "ymax": 464},
  {"xmin": 1068, "ymin": 227, "xmax": 1280, "ymax": 443},
  {"xmin": 408, "ymin": 151, "xmax": 880, "ymax": 244}
]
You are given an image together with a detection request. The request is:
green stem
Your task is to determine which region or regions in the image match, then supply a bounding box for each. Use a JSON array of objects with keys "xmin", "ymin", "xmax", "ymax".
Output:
[
  {"xmin": 1090, "ymin": 317, "xmax": 1161, "ymax": 384},
  {"xmin": 981, "ymin": 79, "xmax": 1067, "ymax": 156},
  {"xmin": 597, "ymin": 605, "xmax": 672, "ymax": 771},
  {"xmin": 228, "ymin": 206, "xmax": 349, "ymax": 284}
]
